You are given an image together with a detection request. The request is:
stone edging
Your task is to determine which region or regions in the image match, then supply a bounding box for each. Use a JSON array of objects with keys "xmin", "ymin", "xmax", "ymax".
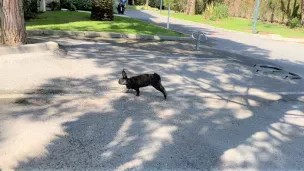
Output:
[
  {"xmin": 27, "ymin": 30, "xmax": 192, "ymax": 41},
  {"xmin": 0, "ymin": 41, "xmax": 59, "ymax": 56}
]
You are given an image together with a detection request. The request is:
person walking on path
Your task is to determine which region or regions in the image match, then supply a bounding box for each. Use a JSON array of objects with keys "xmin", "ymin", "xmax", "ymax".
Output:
[{"xmin": 118, "ymin": 0, "xmax": 127, "ymax": 14}]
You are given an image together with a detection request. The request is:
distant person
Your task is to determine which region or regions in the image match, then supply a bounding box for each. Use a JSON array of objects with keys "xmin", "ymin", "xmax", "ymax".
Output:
[{"xmin": 118, "ymin": 0, "xmax": 127, "ymax": 14}]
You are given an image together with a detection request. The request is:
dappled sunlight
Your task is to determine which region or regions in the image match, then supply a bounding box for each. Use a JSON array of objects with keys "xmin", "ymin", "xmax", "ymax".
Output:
[
  {"xmin": 0, "ymin": 94, "xmax": 120, "ymax": 170},
  {"xmin": 1, "ymin": 36, "xmax": 304, "ymax": 170},
  {"xmin": 0, "ymin": 115, "xmax": 70, "ymax": 170},
  {"xmin": 0, "ymin": 95, "xmax": 118, "ymax": 170},
  {"xmin": 117, "ymin": 122, "xmax": 177, "ymax": 171},
  {"xmin": 155, "ymin": 108, "xmax": 176, "ymax": 120},
  {"xmin": 101, "ymin": 117, "xmax": 137, "ymax": 160},
  {"xmin": 219, "ymin": 107, "xmax": 304, "ymax": 170}
]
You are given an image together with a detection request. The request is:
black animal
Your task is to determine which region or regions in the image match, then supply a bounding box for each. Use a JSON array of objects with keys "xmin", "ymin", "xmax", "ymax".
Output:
[{"xmin": 118, "ymin": 69, "xmax": 167, "ymax": 99}]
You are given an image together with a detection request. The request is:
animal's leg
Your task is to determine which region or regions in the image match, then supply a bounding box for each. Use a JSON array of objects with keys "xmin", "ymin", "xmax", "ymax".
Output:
[
  {"xmin": 135, "ymin": 88, "xmax": 140, "ymax": 96},
  {"xmin": 152, "ymin": 83, "xmax": 167, "ymax": 99}
]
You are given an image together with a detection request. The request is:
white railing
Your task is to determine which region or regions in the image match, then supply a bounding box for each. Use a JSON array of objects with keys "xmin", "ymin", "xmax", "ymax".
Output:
[{"xmin": 191, "ymin": 31, "xmax": 208, "ymax": 50}]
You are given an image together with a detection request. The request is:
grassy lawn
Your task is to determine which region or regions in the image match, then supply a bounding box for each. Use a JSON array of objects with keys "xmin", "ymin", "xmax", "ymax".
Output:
[
  {"xmin": 26, "ymin": 11, "xmax": 183, "ymax": 37},
  {"xmin": 126, "ymin": 5, "xmax": 159, "ymax": 11},
  {"xmin": 161, "ymin": 12, "xmax": 304, "ymax": 38}
]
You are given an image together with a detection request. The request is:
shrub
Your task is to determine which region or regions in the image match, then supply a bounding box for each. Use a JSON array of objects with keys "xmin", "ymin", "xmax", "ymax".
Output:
[
  {"xmin": 289, "ymin": 17, "xmax": 300, "ymax": 28},
  {"xmin": 91, "ymin": 0, "xmax": 114, "ymax": 21},
  {"xmin": 203, "ymin": 3, "xmax": 229, "ymax": 21},
  {"xmin": 75, "ymin": 0, "xmax": 92, "ymax": 10},
  {"xmin": 29, "ymin": 0, "xmax": 39, "ymax": 13},
  {"xmin": 23, "ymin": 0, "xmax": 41, "ymax": 20},
  {"xmin": 61, "ymin": 0, "xmax": 91, "ymax": 11},
  {"xmin": 63, "ymin": 1, "xmax": 77, "ymax": 11},
  {"xmin": 47, "ymin": 1, "xmax": 60, "ymax": 11},
  {"xmin": 134, "ymin": 0, "xmax": 145, "ymax": 5}
]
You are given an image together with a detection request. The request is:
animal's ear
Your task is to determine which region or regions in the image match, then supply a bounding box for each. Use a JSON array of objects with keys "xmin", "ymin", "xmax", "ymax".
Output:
[{"xmin": 122, "ymin": 69, "xmax": 127, "ymax": 78}]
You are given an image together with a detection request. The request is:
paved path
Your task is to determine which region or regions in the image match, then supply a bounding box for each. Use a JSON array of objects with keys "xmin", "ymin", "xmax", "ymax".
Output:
[
  {"xmin": 0, "ymin": 37, "xmax": 304, "ymax": 171},
  {"xmin": 125, "ymin": 10, "xmax": 304, "ymax": 77}
]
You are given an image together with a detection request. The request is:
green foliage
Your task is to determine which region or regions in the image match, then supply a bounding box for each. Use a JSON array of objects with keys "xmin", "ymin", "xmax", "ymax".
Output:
[
  {"xmin": 23, "ymin": 0, "xmax": 41, "ymax": 21},
  {"xmin": 160, "ymin": 12, "xmax": 304, "ymax": 38},
  {"xmin": 47, "ymin": 1, "xmax": 61, "ymax": 11},
  {"xmin": 143, "ymin": 0, "xmax": 302, "ymax": 24},
  {"xmin": 148, "ymin": 0, "xmax": 186, "ymax": 11},
  {"xmin": 289, "ymin": 17, "xmax": 300, "ymax": 28},
  {"xmin": 195, "ymin": 0, "xmax": 206, "ymax": 14},
  {"xmin": 113, "ymin": 0, "xmax": 119, "ymax": 13},
  {"xmin": 61, "ymin": 0, "xmax": 92, "ymax": 11},
  {"xmin": 291, "ymin": 4, "xmax": 300, "ymax": 19},
  {"xmin": 74, "ymin": 0, "xmax": 92, "ymax": 10},
  {"xmin": 134, "ymin": 0, "xmax": 146, "ymax": 5},
  {"xmin": 203, "ymin": 3, "xmax": 229, "ymax": 21},
  {"xmin": 91, "ymin": 0, "xmax": 114, "ymax": 20},
  {"xmin": 63, "ymin": 0, "xmax": 77, "ymax": 11}
]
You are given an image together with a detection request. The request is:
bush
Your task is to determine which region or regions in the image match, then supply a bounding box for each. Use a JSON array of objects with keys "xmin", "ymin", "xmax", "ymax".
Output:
[
  {"xmin": 203, "ymin": 3, "xmax": 228, "ymax": 21},
  {"xmin": 63, "ymin": 1, "xmax": 77, "ymax": 11},
  {"xmin": 75, "ymin": 0, "xmax": 92, "ymax": 10},
  {"xmin": 289, "ymin": 17, "xmax": 300, "ymax": 28},
  {"xmin": 134, "ymin": 0, "xmax": 145, "ymax": 5},
  {"xmin": 23, "ymin": 0, "xmax": 41, "ymax": 20},
  {"xmin": 91, "ymin": 0, "xmax": 113, "ymax": 21},
  {"xmin": 61, "ymin": 0, "xmax": 91, "ymax": 11},
  {"xmin": 47, "ymin": 1, "xmax": 60, "ymax": 11}
]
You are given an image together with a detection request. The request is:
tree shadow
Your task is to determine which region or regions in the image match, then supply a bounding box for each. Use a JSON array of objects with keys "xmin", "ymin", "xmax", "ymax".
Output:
[
  {"xmin": 25, "ymin": 11, "xmax": 92, "ymax": 26},
  {"xmin": 123, "ymin": 10, "xmax": 304, "ymax": 76},
  {"xmin": 0, "ymin": 36, "xmax": 303, "ymax": 170}
]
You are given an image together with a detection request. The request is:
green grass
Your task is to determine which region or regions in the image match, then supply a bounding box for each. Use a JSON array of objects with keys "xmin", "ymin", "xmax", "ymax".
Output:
[
  {"xmin": 126, "ymin": 5, "xmax": 159, "ymax": 11},
  {"xmin": 161, "ymin": 12, "xmax": 304, "ymax": 38},
  {"xmin": 26, "ymin": 11, "xmax": 183, "ymax": 37}
]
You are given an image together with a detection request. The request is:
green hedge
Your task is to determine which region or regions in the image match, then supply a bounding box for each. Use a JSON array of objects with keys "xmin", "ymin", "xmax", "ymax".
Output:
[
  {"xmin": 61, "ymin": 0, "xmax": 92, "ymax": 11},
  {"xmin": 24, "ymin": 0, "xmax": 41, "ymax": 20}
]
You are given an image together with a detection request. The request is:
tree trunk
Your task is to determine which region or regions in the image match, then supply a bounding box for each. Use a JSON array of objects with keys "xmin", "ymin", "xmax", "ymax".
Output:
[
  {"xmin": 302, "ymin": 0, "xmax": 304, "ymax": 24},
  {"xmin": 184, "ymin": 0, "xmax": 195, "ymax": 15},
  {"xmin": 145, "ymin": 0, "xmax": 149, "ymax": 7},
  {"xmin": 188, "ymin": 0, "xmax": 196, "ymax": 15},
  {"xmin": 287, "ymin": 0, "xmax": 291, "ymax": 18},
  {"xmin": 0, "ymin": 0, "xmax": 27, "ymax": 45}
]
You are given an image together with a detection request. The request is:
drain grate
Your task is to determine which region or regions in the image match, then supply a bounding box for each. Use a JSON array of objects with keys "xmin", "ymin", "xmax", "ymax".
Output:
[{"xmin": 253, "ymin": 64, "xmax": 301, "ymax": 80}]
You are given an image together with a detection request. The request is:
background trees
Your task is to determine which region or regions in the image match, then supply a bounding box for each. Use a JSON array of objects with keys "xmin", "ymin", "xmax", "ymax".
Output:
[{"xmin": 142, "ymin": 0, "xmax": 304, "ymax": 26}]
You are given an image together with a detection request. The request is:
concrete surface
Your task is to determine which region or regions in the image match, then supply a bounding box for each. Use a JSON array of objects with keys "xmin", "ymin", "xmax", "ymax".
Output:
[
  {"xmin": 27, "ymin": 30, "xmax": 190, "ymax": 41},
  {"xmin": 124, "ymin": 10, "xmax": 304, "ymax": 78},
  {"xmin": 0, "ymin": 41, "xmax": 59, "ymax": 56},
  {"xmin": 0, "ymin": 37, "xmax": 303, "ymax": 171}
]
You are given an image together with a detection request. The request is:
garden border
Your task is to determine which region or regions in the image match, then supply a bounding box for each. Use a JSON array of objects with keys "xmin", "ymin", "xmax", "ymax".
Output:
[{"xmin": 27, "ymin": 30, "xmax": 192, "ymax": 41}]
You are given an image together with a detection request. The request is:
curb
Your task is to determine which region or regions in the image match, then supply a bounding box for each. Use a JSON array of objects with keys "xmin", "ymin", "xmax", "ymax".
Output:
[
  {"xmin": 27, "ymin": 30, "xmax": 192, "ymax": 41},
  {"xmin": 0, "ymin": 41, "xmax": 59, "ymax": 56}
]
